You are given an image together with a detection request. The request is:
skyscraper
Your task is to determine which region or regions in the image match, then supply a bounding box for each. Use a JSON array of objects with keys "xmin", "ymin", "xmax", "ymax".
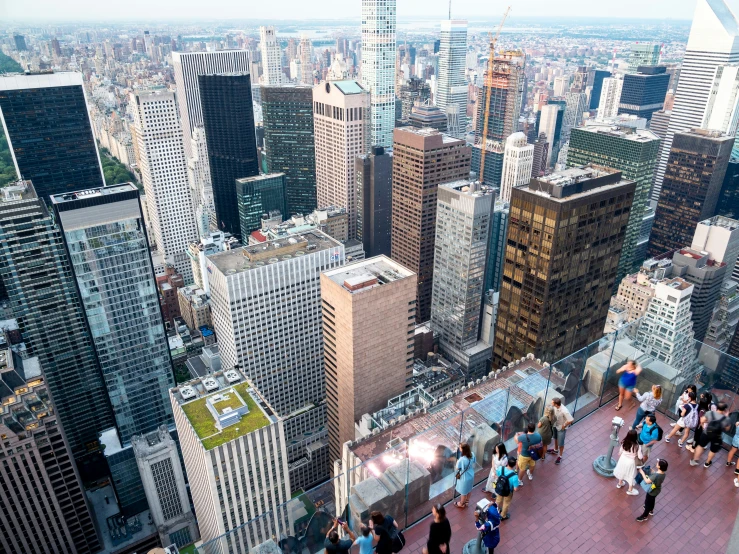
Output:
[
  {"xmin": 131, "ymin": 89, "xmax": 199, "ymax": 282},
  {"xmin": 321, "ymin": 256, "xmax": 415, "ymax": 462},
  {"xmin": 652, "ymin": 0, "xmax": 739, "ymax": 202},
  {"xmin": 51, "ymin": 184, "xmax": 174, "ymax": 444},
  {"xmin": 171, "ymin": 50, "xmax": 252, "ymax": 159},
  {"xmin": 259, "ymin": 26, "xmax": 285, "ymax": 85},
  {"xmin": 560, "ymin": 91, "xmax": 587, "ymax": 144},
  {"xmin": 597, "ymin": 76, "xmax": 624, "ymax": 120},
  {"xmin": 356, "ymin": 146, "xmax": 393, "ymax": 257},
  {"xmin": 567, "ymin": 122, "xmax": 661, "ymax": 280},
  {"xmin": 235, "ymin": 173, "xmax": 288, "ymax": 236},
  {"xmin": 589, "ymin": 69, "xmax": 612, "ymax": 110},
  {"xmin": 436, "ymin": 20, "xmax": 468, "ymax": 138},
  {"xmin": 360, "ymin": 0, "xmax": 397, "ymax": 147},
  {"xmin": 0, "ymin": 181, "xmax": 114, "ymax": 460},
  {"xmin": 0, "ymin": 73, "xmax": 104, "ymax": 199},
  {"xmin": 299, "ymin": 35, "xmax": 314, "ymax": 85},
  {"xmin": 649, "ymin": 129, "xmax": 734, "ymax": 257},
  {"xmin": 431, "ymin": 181, "xmax": 495, "ymax": 375},
  {"xmin": 539, "ymin": 104, "xmax": 562, "ymax": 168},
  {"xmin": 493, "ymin": 167, "xmax": 636, "ymax": 366},
  {"xmin": 313, "ymin": 80, "xmax": 369, "ymax": 239},
  {"xmin": 500, "ymin": 132, "xmax": 534, "ymax": 202},
  {"xmin": 531, "ymin": 132, "xmax": 550, "ymax": 177},
  {"xmin": 0, "ymin": 351, "xmax": 102, "ymax": 554},
  {"xmin": 391, "ymin": 127, "xmax": 471, "ymax": 322},
  {"xmin": 199, "ymin": 73, "xmax": 260, "ymax": 237},
  {"xmin": 484, "ymin": 198, "xmax": 509, "ymax": 294},
  {"xmin": 628, "ymin": 43, "xmax": 661, "ymax": 71},
  {"xmin": 187, "ymin": 126, "xmax": 214, "ymax": 236},
  {"xmin": 261, "ymin": 85, "xmax": 317, "ymax": 215},
  {"xmin": 618, "ymin": 66, "xmax": 671, "ymax": 121}
]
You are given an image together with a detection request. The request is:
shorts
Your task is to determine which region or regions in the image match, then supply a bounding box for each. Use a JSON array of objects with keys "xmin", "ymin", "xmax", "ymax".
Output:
[
  {"xmin": 732, "ymin": 433, "xmax": 739, "ymax": 449},
  {"xmin": 698, "ymin": 432, "xmax": 723, "ymax": 453},
  {"xmin": 640, "ymin": 443, "xmax": 653, "ymax": 458},
  {"xmin": 517, "ymin": 456, "xmax": 535, "ymax": 472},
  {"xmin": 554, "ymin": 427, "xmax": 567, "ymax": 447},
  {"xmin": 618, "ymin": 376, "xmax": 635, "ymax": 392}
]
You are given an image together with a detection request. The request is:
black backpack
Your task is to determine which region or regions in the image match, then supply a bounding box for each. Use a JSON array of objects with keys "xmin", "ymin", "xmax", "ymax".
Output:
[
  {"xmin": 707, "ymin": 414, "xmax": 728, "ymax": 437},
  {"xmin": 655, "ymin": 424, "xmax": 663, "ymax": 442},
  {"xmin": 387, "ymin": 525, "xmax": 405, "ymax": 553},
  {"xmin": 494, "ymin": 470, "xmax": 512, "ymax": 497}
]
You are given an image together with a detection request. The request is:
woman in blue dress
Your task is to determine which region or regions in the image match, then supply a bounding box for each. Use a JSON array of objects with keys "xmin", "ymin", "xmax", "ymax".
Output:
[
  {"xmin": 454, "ymin": 442, "xmax": 475, "ymax": 508},
  {"xmin": 615, "ymin": 360, "xmax": 642, "ymax": 411}
]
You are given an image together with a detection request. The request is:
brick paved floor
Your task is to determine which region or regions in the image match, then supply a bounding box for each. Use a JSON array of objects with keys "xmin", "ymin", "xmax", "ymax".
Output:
[{"xmin": 400, "ymin": 400, "xmax": 739, "ymax": 554}]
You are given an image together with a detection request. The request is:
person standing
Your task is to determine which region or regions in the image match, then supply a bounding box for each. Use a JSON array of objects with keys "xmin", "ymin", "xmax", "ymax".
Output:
[
  {"xmin": 551, "ymin": 398, "xmax": 574, "ymax": 465},
  {"xmin": 353, "ymin": 526, "xmax": 376, "ymax": 554},
  {"xmin": 454, "ymin": 443, "xmax": 476, "ymax": 508},
  {"xmin": 637, "ymin": 414, "xmax": 660, "ymax": 468},
  {"xmin": 686, "ymin": 392, "xmax": 715, "ymax": 451},
  {"xmin": 615, "ymin": 360, "xmax": 641, "ymax": 411},
  {"xmin": 423, "ymin": 504, "xmax": 451, "ymax": 554},
  {"xmin": 690, "ymin": 402, "xmax": 730, "ymax": 468},
  {"xmin": 483, "ymin": 443, "xmax": 508, "ymax": 493},
  {"xmin": 370, "ymin": 511, "xmax": 398, "ymax": 554},
  {"xmin": 494, "ymin": 457, "xmax": 521, "ymax": 520},
  {"xmin": 538, "ymin": 406, "xmax": 555, "ymax": 460},
  {"xmin": 664, "ymin": 391, "xmax": 697, "ymax": 446},
  {"xmin": 474, "ymin": 500, "xmax": 501, "ymax": 554},
  {"xmin": 325, "ymin": 519, "xmax": 356, "ymax": 554},
  {"xmin": 631, "ymin": 385, "xmax": 662, "ymax": 430},
  {"xmin": 614, "ymin": 430, "xmax": 640, "ymax": 495},
  {"xmin": 636, "ymin": 459, "xmax": 668, "ymax": 522},
  {"xmin": 516, "ymin": 422, "xmax": 543, "ymax": 482},
  {"xmin": 725, "ymin": 420, "xmax": 739, "ymax": 470}
]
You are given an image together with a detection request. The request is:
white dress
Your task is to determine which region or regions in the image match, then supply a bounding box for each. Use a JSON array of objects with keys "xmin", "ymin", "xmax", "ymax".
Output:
[
  {"xmin": 485, "ymin": 454, "xmax": 508, "ymax": 491},
  {"xmin": 613, "ymin": 446, "xmax": 638, "ymax": 486}
]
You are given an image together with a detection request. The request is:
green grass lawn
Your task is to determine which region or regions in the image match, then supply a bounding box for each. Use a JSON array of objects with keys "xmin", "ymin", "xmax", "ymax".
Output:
[
  {"xmin": 179, "ymin": 544, "xmax": 198, "ymax": 554},
  {"xmin": 212, "ymin": 392, "xmax": 243, "ymax": 413}
]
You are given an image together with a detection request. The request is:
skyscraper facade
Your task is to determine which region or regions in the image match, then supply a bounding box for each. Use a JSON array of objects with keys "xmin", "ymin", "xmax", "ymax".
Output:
[
  {"xmin": 261, "ymin": 85, "xmax": 317, "ymax": 216},
  {"xmin": 51, "ymin": 184, "xmax": 174, "ymax": 444},
  {"xmin": 589, "ymin": 69, "xmax": 612, "ymax": 110},
  {"xmin": 628, "ymin": 43, "xmax": 661, "ymax": 71},
  {"xmin": 648, "ymin": 129, "xmax": 734, "ymax": 257},
  {"xmin": 500, "ymin": 132, "xmax": 534, "ymax": 202},
  {"xmin": 618, "ymin": 66, "xmax": 671, "ymax": 121},
  {"xmin": 171, "ymin": 50, "xmax": 252, "ymax": 159},
  {"xmin": 0, "ymin": 72, "xmax": 104, "ymax": 199},
  {"xmin": 312, "ymin": 80, "xmax": 369, "ymax": 239},
  {"xmin": 259, "ymin": 26, "xmax": 285, "ymax": 85},
  {"xmin": 235, "ymin": 172, "xmax": 288, "ymax": 237},
  {"xmin": 493, "ymin": 167, "xmax": 636, "ymax": 366},
  {"xmin": 356, "ymin": 146, "xmax": 393, "ymax": 258},
  {"xmin": 538, "ymin": 104, "xmax": 562, "ymax": 168},
  {"xmin": 436, "ymin": 20, "xmax": 468, "ymax": 138},
  {"xmin": 299, "ymin": 35, "xmax": 313, "ymax": 85},
  {"xmin": 360, "ymin": 0, "xmax": 397, "ymax": 147},
  {"xmin": 131, "ymin": 89, "xmax": 199, "ymax": 282},
  {"xmin": 321, "ymin": 256, "xmax": 415, "ymax": 462},
  {"xmin": 484, "ymin": 199, "xmax": 509, "ymax": 294},
  {"xmin": 652, "ymin": 0, "xmax": 739, "ymax": 202},
  {"xmin": 567, "ymin": 122, "xmax": 661, "ymax": 280},
  {"xmin": 0, "ymin": 181, "xmax": 114, "ymax": 460},
  {"xmin": 391, "ymin": 127, "xmax": 471, "ymax": 323},
  {"xmin": 597, "ymin": 76, "xmax": 624, "ymax": 120},
  {"xmin": 199, "ymin": 73, "xmax": 260, "ymax": 237}
]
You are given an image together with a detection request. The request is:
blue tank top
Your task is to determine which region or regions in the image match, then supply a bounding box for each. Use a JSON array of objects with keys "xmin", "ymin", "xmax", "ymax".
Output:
[{"xmin": 621, "ymin": 371, "xmax": 637, "ymax": 387}]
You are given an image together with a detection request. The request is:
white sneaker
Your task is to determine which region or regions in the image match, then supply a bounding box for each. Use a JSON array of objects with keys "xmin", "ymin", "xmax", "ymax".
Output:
[
  {"xmin": 626, "ymin": 489, "xmax": 639, "ymax": 496},
  {"xmin": 670, "ymin": 423, "xmax": 676, "ymax": 427},
  {"xmin": 616, "ymin": 481, "xmax": 623, "ymax": 489},
  {"xmin": 734, "ymin": 478, "xmax": 739, "ymax": 488},
  {"xmin": 526, "ymin": 469, "xmax": 533, "ymax": 481}
]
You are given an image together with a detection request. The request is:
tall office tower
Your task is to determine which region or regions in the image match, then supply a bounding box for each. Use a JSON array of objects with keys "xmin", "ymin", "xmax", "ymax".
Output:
[
  {"xmin": 13, "ymin": 34, "xmax": 27, "ymax": 51},
  {"xmin": 539, "ymin": 104, "xmax": 562, "ymax": 167},
  {"xmin": 171, "ymin": 50, "xmax": 251, "ymax": 159},
  {"xmin": 653, "ymin": 0, "xmax": 739, "ymax": 202},
  {"xmin": 473, "ymin": 51, "xmax": 525, "ymax": 184},
  {"xmin": 170, "ymin": 369, "xmax": 291, "ymax": 551},
  {"xmin": 703, "ymin": 64, "xmax": 739, "ymax": 135},
  {"xmin": 206, "ymin": 231, "xmax": 345, "ymax": 489},
  {"xmin": 649, "ymin": 109, "xmax": 671, "ymax": 138},
  {"xmin": 671, "ymin": 247, "xmax": 728, "ymax": 342},
  {"xmin": 0, "ymin": 351, "xmax": 102, "ymax": 554},
  {"xmin": 484, "ymin": 199, "xmax": 509, "ymax": 294},
  {"xmin": 188, "ymin": 127, "xmax": 214, "ymax": 236},
  {"xmin": 235, "ymin": 173, "xmax": 287, "ymax": 236},
  {"xmin": 500, "ymin": 132, "xmax": 534, "ymax": 202},
  {"xmin": 131, "ymin": 89, "xmax": 199, "ymax": 281},
  {"xmin": 436, "ymin": 20, "xmax": 468, "ymax": 138},
  {"xmin": 261, "ymin": 85, "xmax": 317, "ymax": 215},
  {"xmin": 313, "ymin": 80, "xmax": 369, "ymax": 239},
  {"xmin": 531, "ymin": 132, "xmax": 550, "ymax": 177},
  {"xmin": 360, "ymin": 0, "xmax": 396, "ymax": 147},
  {"xmin": 356, "ymin": 146, "xmax": 393, "ymax": 257},
  {"xmin": 648, "ymin": 129, "xmax": 734, "ymax": 257},
  {"xmin": 299, "ymin": 35, "xmax": 313, "ymax": 85},
  {"xmin": 431, "ymin": 181, "xmax": 495, "ymax": 375},
  {"xmin": 321, "ymin": 256, "xmax": 416, "ymax": 462},
  {"xmin": 199, "ymin": 73, "xmax": 259, "ymax": 237},
  {"xmin": 635, "ymin": 278, "xmax": 697, "ymax": 372},
  {"xmin": 391, "ymin": 128, "xmax": 471, "ymax": 322},
  {"xmin": 629, "ymin": 43, "xmax": 661, "ymax": 71},
  {"xmin": 589, "ymin": 69, "xmax": 612, "ymax": 109},
  {"xmin": 492, "ymin": 167, "xmax": 636, "ymax": 366},
  {"xmin": 0, "ymin": 182, "xmax": 113, "ymax": 460},
  {"xmin": 567, "ymin": 122, "xmax": 660, "ymax": 281},
  {"xmin": 259, "ymin": 26, "xmax": 285, "ymax": 85},
  {"xmin": 50, "ymin": 184, "xmax": 174, "ymax": 444},
  {"xmin": 0, "ymin": 73, "xmax": 104, "ymax": 199},
  {"xmin": 132, "ymin": 426, "xmax": 199, "ymax": 548},
  {"xmin": 560, "ymin": 91, "xmax": 587, "ymax": 144},
  {"xmin": 409, "ymin": 101, "xmax": 448, "ymax": 131},
  {"xmin": 719, "ymin": 159, "xmax": 739, "ymax": 221},
  {"xmin": 396, "ymin": 77, "xmax": 432, "ymax": 124},
  {"xmin": 618, "ymin": 66, "xmax": 671, "ymax": 121},
  {"xmin": 597, "ymin": 76, "xmax": 624, "ymax": 120},
  {"xmin": 553, "ymin": 75, "xmax": 569, "ymax": 98}
]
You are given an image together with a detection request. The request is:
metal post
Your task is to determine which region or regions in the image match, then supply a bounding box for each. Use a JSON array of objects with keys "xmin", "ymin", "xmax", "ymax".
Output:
[{"xmin": 593, "ymin": 416, "xmax": 624, "ymax": 477}]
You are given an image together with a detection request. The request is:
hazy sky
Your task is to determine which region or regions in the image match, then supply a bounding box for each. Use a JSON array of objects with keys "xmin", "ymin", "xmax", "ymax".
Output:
[{"xmin": 0, "ymin": 0, "xmax": 707, "ymax": 22}]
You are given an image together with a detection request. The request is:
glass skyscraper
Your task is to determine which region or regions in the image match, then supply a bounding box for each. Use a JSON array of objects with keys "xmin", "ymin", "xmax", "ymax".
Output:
[
  {"xmin": 51, "ymin": 184, "xmax": 174, "ymax": 444},
  {"xmin": 618, "ymin": 66, "xmax": 671, "ymax": 121},
  {"xmin": 235, "ymin": 173, "xmax": 288, "ymax": 237}
]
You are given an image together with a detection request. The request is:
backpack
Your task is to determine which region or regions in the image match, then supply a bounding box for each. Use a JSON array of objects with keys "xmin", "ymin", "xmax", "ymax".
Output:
[
  {"xmin": 706, "ymin": 413, "xmax": 728, "ymax": 437},
  {"xmin": 387, "ymin": 526, "xmax": 405, "ymax": 553},
  {"xmin": 494, "ymin": 469, "xmax": 512, "ymax": 497},
  {"xmin": 655, "ymin": 423, "xmax": 663, "ymax": 442},
  {"xmin": 683, "ymin": 404, "xmax": 699, "ymax": 429}
]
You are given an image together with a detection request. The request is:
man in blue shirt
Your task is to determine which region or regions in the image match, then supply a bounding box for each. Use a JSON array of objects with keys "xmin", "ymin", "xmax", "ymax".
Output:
[
  {"xmin": 494, "ymin": 457, "xmax": 521, "ymax": 521},
  {"xmin": 516, "ymin": 422, "xmax": 543, "ymax": 482},
  {"xmin": 638, "ymin": 414, "xmax": 659, "ymax": 467}
]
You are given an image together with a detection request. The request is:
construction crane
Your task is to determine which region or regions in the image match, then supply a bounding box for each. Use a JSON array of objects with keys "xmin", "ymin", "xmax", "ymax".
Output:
[{"xmin": 478, "ymin": 6, "xmax": 512, "ymax": 183}]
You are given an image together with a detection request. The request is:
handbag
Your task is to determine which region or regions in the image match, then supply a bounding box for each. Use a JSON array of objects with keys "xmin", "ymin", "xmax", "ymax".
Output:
[{"xmin": 455, "ymin": 458, "xmax": 470, "ymax": 480}]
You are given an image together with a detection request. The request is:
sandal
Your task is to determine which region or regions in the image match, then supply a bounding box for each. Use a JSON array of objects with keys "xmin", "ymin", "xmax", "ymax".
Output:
[
  {"xmin": 615, "ymin": 405, "xmax": 622, "ymax": 411},
  {"xmin": 455, "ymin": 501, "xmax": 468, "ymax": 509}
]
